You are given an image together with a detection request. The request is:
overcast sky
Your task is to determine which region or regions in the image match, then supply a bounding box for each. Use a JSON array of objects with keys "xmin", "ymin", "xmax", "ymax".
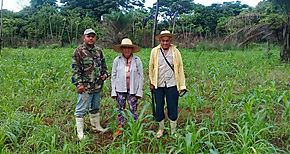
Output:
[{"xmin": 3, "ymin": 0, "xmax": 262, "ymax": 12}]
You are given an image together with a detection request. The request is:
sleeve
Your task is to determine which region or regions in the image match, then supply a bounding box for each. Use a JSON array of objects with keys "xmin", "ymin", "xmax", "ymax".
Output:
[
  {"xmin": 71, "ymin": 49, "xmax": 82, "ymax": 86},
  {"xmin": 148, "ymin": 49, "xmax": 155, "ymax": 84},
  {"xmin": 99, "ymin": 48, "xmax": 109, "ymax": 77},
  {"xmin": 136, "ymin": 58, "xmax": 144, "ymax": 97},
  {"xmin": 111, "ymin": 58, "xmax": 118, "ymax": 97},
  {"xmin": 177, "ymin": 49, "xmax": 186, "ymax": 90}
]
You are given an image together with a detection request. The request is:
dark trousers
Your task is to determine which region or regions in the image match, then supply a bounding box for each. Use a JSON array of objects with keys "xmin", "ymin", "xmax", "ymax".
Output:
[{"xmin": 154, "ymin": 86, "xmax": 179, "ymax": 122}]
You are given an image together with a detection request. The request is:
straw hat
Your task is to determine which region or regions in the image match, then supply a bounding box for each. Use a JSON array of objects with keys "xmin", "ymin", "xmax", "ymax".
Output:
[
  {"xmin": 155, "ymin": 30, "xmax": 175, "ymax": 40},
  {"xmin": 113, "ymin": 38, "xmax": 141, "ymax": 53}
]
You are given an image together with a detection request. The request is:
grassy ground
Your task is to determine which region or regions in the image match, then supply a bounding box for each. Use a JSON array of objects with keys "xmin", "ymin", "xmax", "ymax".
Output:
[{"xmin": 0, "ymin": 45, "xmax": 289, "ymax": 153}]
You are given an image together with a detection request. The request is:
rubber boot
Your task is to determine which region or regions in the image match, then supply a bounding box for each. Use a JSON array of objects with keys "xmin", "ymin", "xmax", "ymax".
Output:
[
  {"xmin": 156, "ymin": 120, "xmax": 164, "ymax": 139},
  {"xmin": 76, "ymin": 118, "xmax": 84, "ymax": 140},
  {"xmin": 89, "ymin": 113, "xmax": 108, "ymax": 132},
  {"xmin": 170, "ymin": 119, "xmax": 177, "ymax": 138}
]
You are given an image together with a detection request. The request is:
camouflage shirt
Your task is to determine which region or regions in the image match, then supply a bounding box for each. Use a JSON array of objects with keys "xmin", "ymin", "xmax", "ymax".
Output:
[{"xmin": 71, "ymin": 43, "xmax": 108, "ymax": 93}]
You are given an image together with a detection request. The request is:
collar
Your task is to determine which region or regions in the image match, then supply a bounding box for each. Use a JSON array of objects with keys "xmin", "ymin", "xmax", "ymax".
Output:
[
  {"xmin": 157, "ymin": 44, "xmax": 176, "ymax": 50},
  {"xmin": 83, "ymin": 43, "xmax": 96, "ymax": 50},
  {"xmin": 157, "ymin": 45, "xmax": 176, "ymax": 53},
  {"xmin": 120, "ymin": 53, "xmax": 133, "ymax": 60}
]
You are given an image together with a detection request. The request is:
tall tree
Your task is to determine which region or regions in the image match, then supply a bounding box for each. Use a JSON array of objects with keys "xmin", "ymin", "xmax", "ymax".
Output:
[
  {"xmin": 30, "ymin": 0, "xmax": 57, "ymax": 8},
  {"xmin": 60, "ymin": 0, "xmax": 117, "ymax": 21},
  {"xmin": 127, "ymin": 9, "xmax": 151, "ymax": 46},
  {"xmin": 100, "ymin": 12, "xmax": 133, "ymax": 46},
  {"xmin": 0, "ymin": 0, "xmax": 3, "ymax": 55},
  {"xmin": 60, "ymin": 0, "xmax": 144, "ymax": 21},
  {"xmin": 118, "ymin": 0, "xmax": 145, "ymax": 10},
  {"xmin": 269, "ymin": 0, "xmax": 290, "ymax": 62},
  {"xmin": 172, "ymin": 1, "xmax": 249, "ymax": 39},
  {"xmin": 222, "ymin": 0, "xmax": 285, "ymax": 52},
  {"xmin": 156, "ymin": 0, "xmax": 194, "ymax": 32}
]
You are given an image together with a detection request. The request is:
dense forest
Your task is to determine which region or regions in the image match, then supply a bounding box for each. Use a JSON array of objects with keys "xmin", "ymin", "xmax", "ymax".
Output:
[{"xmin": 1, "ymin": 0, "xmax": 290, "ymax": 60}]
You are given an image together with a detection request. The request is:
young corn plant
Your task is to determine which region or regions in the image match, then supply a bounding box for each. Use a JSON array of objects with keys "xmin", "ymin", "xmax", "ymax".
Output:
[{"xmin": 1, "ymin": 47, "xmax": 289, "ymax": 153}]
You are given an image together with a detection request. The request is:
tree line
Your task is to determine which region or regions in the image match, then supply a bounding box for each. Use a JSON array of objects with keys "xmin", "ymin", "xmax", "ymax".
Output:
[{"xmin": 1, "ymin": 0, "xmax": 290, "ymax": 61}]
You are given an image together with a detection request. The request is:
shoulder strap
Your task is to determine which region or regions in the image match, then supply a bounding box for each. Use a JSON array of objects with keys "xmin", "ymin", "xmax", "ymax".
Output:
[{"xmin": 160, "ymin": 48, "xmax": 174, "ymax": 72}]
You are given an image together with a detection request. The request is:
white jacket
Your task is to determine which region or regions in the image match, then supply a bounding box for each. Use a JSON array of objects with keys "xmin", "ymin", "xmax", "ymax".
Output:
[{"xmin": 111, "ymin": 55, "xmax": 144, "ymax": 97}]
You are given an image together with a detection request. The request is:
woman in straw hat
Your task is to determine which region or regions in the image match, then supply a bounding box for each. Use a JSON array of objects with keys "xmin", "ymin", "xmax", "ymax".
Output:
[
  {"xmin": 149, "ymin": 30, "xmax": 187, "ymax": 138},
  {"xmin": 111, "ymin": 38, "xmax": 144, "ymax": 136}
]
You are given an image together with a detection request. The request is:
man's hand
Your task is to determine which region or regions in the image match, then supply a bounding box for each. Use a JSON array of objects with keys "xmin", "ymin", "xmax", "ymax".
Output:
[
  {"xmin": 150, "ymin": 84, "xmax": 155, "ymax": 92},
  {"xmin": 112, "ymin": 96, "xmax": 116, "ymax": 99},
  {"xmin": 100, "ymin": 74, "xmax": 107, "ymax": 81},
  {"xmin": 77, "ymin": 84, "xmax": 85, "ymax": 93}
]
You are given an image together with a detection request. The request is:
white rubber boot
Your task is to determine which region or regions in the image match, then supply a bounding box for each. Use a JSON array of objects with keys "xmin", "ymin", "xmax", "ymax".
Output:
[
  {"xmin": 170, "ymin": 119, "xmax": 177, "ymax": 137},
  {"xmin": 89, "ymin": 113, "xmax": 108, "ymax": 132},
  {"xmin": 76, "ymin": 118, "xmax": 84, "ymax": 140},
  {"xmin": 156, "ymin": 120, "xmax": 164, "ymax": 139},
  {"xmin": 170, "ymin": 119, "xmax": 177, "ymax": 134}
]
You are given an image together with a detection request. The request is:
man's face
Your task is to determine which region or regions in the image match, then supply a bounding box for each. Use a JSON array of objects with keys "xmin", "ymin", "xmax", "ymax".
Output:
[
  {"xmin": 160, "ymin": 36, "xmax": 172, "ymax": 50},
  {"xmin": 83, "ymin": 34, "xmax": 96, "ymax": 46}
]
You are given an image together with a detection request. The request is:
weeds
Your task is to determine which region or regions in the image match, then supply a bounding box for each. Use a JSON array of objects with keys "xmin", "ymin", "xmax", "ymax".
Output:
[{"xmin": 0, "ymin": 47, "xmax": 289, "ymax": 153}]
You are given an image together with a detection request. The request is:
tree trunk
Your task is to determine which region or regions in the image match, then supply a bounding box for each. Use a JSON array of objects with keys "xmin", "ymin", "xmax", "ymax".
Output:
[
  {"xmin": 75, "ymin": 23, "xmax": 79, "ymax": 44},
  {"xmin": 172, "ymin": 11, "xmax": 177, "ymax": 34},
  {"xmin": 132, "ymin": 21, "xmax": 135, "ymax": 36},
  {"xmin": 59, "ymin": 19, "xmax": 66, "ymax": 47},
  {"xmin": 142, "ymin": 23, "xmax": 145, "ymax": 47},
  {"xmin": 0, "ymin": 0, "xmax": 3, "ymax": 55},
  {"xmin": 152, "ymin": 0, "xmax": 159, "ymax": 48},
  {"xmin": 49, "ymin": 16, "xmax": 53, "ymax": 39},
  {"xmin": 281, "ymin": 15, "xmax": 290, "ymax": 62},
  {"xmin": 70, "ymin": 21, "xmax": 73, "ymax": 44}
]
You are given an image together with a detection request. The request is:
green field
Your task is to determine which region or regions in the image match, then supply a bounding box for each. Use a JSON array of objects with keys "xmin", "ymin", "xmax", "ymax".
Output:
[{"xmin": 0, "ymin": 46, "xmax": 289, "ymax": 153}]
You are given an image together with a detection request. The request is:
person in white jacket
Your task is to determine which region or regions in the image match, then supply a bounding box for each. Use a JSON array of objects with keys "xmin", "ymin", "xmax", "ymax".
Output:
[{"xmin": 111, "ymin": 38, "xmax": 144, "ymax": 137}]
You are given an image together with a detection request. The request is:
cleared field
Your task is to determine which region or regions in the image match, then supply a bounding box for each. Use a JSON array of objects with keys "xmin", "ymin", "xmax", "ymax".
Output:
[{"xmin": 0, "ymin": 46, "xmax": 289, "ymax": 153}]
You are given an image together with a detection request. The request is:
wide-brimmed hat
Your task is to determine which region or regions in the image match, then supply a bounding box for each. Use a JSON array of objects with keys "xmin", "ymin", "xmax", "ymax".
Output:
[
  {"xmin": 113, "ymin": 38, "xmax": 141, "ymax": 53},
  {"xmin": 155, "ymin": 30, "xmax": 175, "ymax": 40}
]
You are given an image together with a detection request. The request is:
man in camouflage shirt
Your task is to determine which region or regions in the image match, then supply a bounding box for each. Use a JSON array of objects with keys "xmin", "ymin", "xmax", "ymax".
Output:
[{"xmin": 72, "ymin": 28, "xmax": 109, "ymax": 140}]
